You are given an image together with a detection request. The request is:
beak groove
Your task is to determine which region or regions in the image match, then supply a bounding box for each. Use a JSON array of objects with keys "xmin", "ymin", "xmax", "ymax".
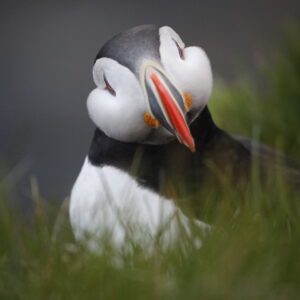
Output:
[{"xmin": 143, "ymin": 65, "xmax": 195, "ymax": 152}]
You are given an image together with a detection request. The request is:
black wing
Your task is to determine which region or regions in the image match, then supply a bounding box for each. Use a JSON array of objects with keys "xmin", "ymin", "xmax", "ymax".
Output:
[{"xmin": 234, "ymin": 135, "xmax": 300, "ymax": 185}]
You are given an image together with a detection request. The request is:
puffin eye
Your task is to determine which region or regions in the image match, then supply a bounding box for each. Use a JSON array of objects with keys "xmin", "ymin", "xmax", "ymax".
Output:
[
  {"xmin": 173, "ymin": 39, "xmax": 184, "ymax": 60},
  {"xmin": 103, "ymin": 74, "xmax": 116, "ymax": 96}
]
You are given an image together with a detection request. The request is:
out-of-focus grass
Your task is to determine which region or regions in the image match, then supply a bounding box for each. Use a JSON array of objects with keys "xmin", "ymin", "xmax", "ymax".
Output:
[
  {"xmin": 209, "ymin": 24, "xmax": 300, "ymax": 160},
  {"xmin": 0, "ymin": 174, "xmax": 299, "ymax": 299},
  {"xmin": 0, "ymin": 25, "xmax": 300, "ymax": 299}
]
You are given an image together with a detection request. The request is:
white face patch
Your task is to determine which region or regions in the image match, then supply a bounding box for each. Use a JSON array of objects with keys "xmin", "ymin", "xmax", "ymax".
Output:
[
  {"xmin": 159, "ymin": 26, "xmax": 213, "ymax": 122},
  {"xmin": 88, "ymin": 57, "xmax": 180, "ymax": 145},
  {"xmin": 87, "ymin": 25, "xmax": 213, "ymax": 145},
  {"xmin": 88, "ymin": 58, "xmax": 151, "ymax": 142}
]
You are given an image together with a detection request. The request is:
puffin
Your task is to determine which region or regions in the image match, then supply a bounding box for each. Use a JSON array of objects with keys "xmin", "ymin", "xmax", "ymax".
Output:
[{"xmin": 69, "ymin": 24, "xmax": 300, "ymax": 251}]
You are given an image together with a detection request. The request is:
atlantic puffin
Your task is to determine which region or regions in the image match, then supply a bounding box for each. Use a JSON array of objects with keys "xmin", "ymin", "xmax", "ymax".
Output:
[{"xmin": 69, "ymin": 24, "xmax": 299, "ymax": 251}]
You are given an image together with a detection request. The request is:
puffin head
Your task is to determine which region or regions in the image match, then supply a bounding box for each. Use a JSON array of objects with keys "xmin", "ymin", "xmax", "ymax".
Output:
[{"xmin": 87, "ymin": 24, "xmax": 213, "ymax": 151}]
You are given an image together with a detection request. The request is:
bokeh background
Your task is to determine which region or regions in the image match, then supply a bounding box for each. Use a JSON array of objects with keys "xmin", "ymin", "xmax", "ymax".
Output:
[
  {"xmin": 1, "ymin": 2, "xmax": 300, "ymax": 297},
  {"xmin": 1, "ymin": 0, "xmax": 300, "ymax": 204}
]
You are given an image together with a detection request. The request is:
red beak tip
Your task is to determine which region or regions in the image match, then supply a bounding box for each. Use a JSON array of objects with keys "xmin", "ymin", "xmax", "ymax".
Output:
[
  {"xmin": 184, "ymin": 139, "xmax": 196, "ymax": 152},
  {"xmin": 188, "ymin": 138, "xmax": 196, "ymax": 152}
]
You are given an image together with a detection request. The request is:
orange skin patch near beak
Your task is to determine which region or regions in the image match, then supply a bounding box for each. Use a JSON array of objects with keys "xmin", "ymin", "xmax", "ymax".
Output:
[
  {"xmin": 144, "ymin": 112, "xmax": 160, "ymax": 128},
  {"xmin": 183, "ymin": 92, "xmax": 192, "ymax": 112}
]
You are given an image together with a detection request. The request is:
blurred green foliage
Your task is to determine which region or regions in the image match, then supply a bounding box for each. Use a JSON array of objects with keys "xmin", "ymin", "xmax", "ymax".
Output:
[
  {"xmin": 0, "ymin": 25, "xmax": 300, "ymax": 299},
  {"xmin": 209, "ymin": 24, "xmax": 300, "ymax": 160}
]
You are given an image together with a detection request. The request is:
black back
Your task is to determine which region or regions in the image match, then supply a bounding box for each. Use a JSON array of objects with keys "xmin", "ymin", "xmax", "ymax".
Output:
[
  {"xmin": 88, "ymin": 107, "xmax": 252, "ymax": 196},
  {"xmin": 88, "ymin": 106, "xmax": 300, "ymax": 218}
]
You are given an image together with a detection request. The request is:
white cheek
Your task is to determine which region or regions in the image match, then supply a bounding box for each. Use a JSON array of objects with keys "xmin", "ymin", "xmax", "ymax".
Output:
[
  {"xmin": 181, "ymin": 47, "xmax": 213, "ymax": 107},
  {"xmin": 87, "ymin": 88, "xmax": 118, "ymax": 133},
  {"xmin": 87, "ymin": 87, "xmax": 151, "ymax": 143},
  {"xmin": 89, "ymin": 57, "xmax": 153, "ymax": 142},
  {"xmin": 161, "ymin": 45, "xmax": 212, "ymax": 111},
  {"xmin": 159, "ymin": 26, "xmax": 213, "ymax": 115}
]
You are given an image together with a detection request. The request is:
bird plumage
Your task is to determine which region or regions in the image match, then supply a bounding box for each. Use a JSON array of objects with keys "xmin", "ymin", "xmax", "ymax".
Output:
[{"xmin": 69, "ymin": 24, "xmax": 300, "ymax": 251}]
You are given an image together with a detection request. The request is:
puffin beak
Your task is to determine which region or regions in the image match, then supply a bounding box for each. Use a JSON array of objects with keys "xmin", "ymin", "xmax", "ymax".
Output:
[{"xmin": 143, "ymin": 66, "xmax": 195, "ymax": 152}]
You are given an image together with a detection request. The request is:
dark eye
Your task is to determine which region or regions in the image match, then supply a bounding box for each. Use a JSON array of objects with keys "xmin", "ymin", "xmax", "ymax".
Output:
[
  {"xmin": 103, "ymin": 74, "xmax": 116, "ymax": 96},
  {"xmin": 173, "ymin": 39, "xmax": 184, "ymax": 60}
]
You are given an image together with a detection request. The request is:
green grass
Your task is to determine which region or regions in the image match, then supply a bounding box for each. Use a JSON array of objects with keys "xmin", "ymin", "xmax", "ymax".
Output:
[
  {"xmin": 1, "ymin": 176, "xmax": 299, "ymax": 299},
  {"xmin": 209, "ymin": 23, "xmax": 300, "ymax": 160},
  {"xmin": 1, "ymin": 25, "xmax": 300, "ymax": 299}
]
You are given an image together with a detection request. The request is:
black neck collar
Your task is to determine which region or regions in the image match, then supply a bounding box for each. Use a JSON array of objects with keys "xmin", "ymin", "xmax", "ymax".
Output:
[{"xmin": 88, "ymin": 106, "xmax": 220, "ymax": 167}]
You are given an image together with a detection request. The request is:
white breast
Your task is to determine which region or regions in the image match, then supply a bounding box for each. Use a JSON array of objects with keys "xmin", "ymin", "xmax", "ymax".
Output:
[{"xmin": 69, "ymin": 158, "xmax": 209, "ymax": 252}]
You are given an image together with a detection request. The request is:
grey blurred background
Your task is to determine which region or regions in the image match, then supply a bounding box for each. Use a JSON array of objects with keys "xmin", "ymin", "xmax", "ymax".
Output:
[{"xmin": 0, "ymin": 0, "xmax": 299, "ymax": 205}]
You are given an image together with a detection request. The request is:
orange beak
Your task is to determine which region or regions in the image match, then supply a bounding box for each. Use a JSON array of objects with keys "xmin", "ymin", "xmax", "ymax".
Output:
[{"xmin": 144, "ymin": 68, "xmax": 195, "ymax": 152}]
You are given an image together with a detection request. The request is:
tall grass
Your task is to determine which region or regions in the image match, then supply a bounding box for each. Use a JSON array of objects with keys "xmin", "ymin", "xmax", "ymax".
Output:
[
  {"xmin": 0, "ymin": 25, "xmax": 300, "ymax": 299},
  {"xmin": 209, "ymin": 24, "xmax": 300, "ymax": 160}
]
